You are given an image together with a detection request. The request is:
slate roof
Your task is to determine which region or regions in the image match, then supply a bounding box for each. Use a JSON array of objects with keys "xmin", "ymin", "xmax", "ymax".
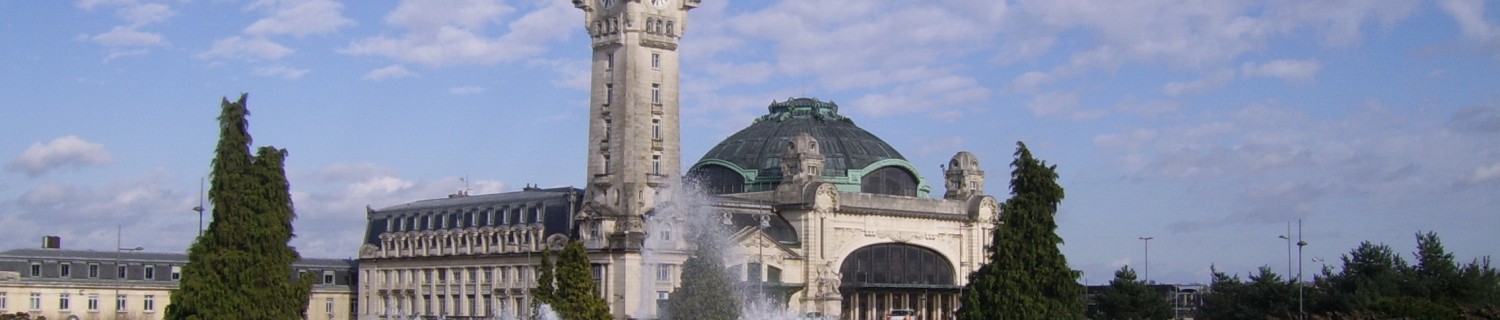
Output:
[
  {"xmin": 0, "ymin": 248, "xmax": 354, "ymax": 268},
  {"xmin": 372, "ymin": 186, "xmax": 580, "ymax": 212}
]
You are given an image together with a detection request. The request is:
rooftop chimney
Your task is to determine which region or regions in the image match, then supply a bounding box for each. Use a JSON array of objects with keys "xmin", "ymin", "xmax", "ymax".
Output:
[{"xmin": 41, "ymin": 236, "xmax": 61, "ymax": 249}]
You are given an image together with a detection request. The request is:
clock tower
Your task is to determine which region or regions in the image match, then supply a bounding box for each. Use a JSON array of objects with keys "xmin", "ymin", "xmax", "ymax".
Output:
[{"xmin": 574, "ymin": 0, "xmax": 698, "ymax": 250}]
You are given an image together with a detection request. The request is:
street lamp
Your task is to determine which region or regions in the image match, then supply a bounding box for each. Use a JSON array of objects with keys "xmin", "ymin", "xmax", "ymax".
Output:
[
  {"xmin": 116, "ymin": 225, "xmax": 144, "ymax": 317},
  {"xmin": 757, "ymin": 215, "xmax": 770, "ymax": 299},
  {"xmin": 1296, "ymin": 220, "xmax": 1307, "ymax": 320},
  {"xmin": 193, "ymin": 177, "xmax": 205, "ymax": 238},
  {"xmin": 1137, "ymin": 237, "xmax": 1153, "ymax": 284},
  {"xmin": 1277, "ymin": 224, "xmax": 1291, "ymax": 278}
]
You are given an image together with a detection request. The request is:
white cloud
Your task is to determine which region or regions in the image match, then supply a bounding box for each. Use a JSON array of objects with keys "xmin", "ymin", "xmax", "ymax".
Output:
[
  {"xmin": 6, "ymin": 136, "xmax": 114, "ymax": 177},
  {"xmin": 243, "ymin": 0, "xmax": 355, "ymax": 38},
  {"xmin": 199, "ymin": 36, "xmax": 294, "ymax": 60},
  {"xmin": 363, "ymin": 65, "xmax": 417, "ymax": 81},
  {"xmin": 1440, "ymin": 0, "xmax": 1500, "ymax": 57},
  {"xmin": 89, "ymin": 26, "xmax": 166, "ymax": 47},
  {"xmin": 1471, "ymin": 162, "xmax": 1500, "ymax": 182},
  {"xmin": 252, "ymin": 65, "xmax": 310, "ymax": 79},
  {"xmin": 1027, "ymin": 91, "xmax": 1079, "ymax": 117},
  {"xmin": 283, "ymin": 163, "xmax": 509, "ymax": 257},
  {"xmin": 1, "ymin": 171, "xmax": 197, "ymax": 254},
  {"xmin": 448, "ymin": 86, "xmax": 485, "ymax": 95},
  {"xmin": 1163, "ymin": 69, "xmax": 1235, "ymax": 96},
  {"xmin": 1241, "ymin": 59, "xmax": 1322, "ymax": 84},
  {"xmin": 78, "ymin": 1, "xmax": 175, "ymax": 57},
  {"xmin": 342, "ymin": 0, "xmax": 578, "ymax": 67}
]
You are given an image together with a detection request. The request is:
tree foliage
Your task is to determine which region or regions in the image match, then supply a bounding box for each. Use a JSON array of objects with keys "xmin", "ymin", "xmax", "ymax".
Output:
[
  {"xmin": 545, "ymin": 240, "xmax": 610, "ymax": 320},
  {"xmin": 1204, "ymin": 232, "xmax": 1500, "ymax": 319},
  {"xmin": 1093, "ymin": 266, "xmax": 1172, "ymax": 320},
  {"xmin": 533, "ymin": 246, "xmax": 557, "ymax": 310},
  {"xmin": 166, "ymin": 94, "xmax": 314, "ymax": 320},
  {"xmin": 957, "ymin": 141, "xmax": 1084, "ymax": 320},
  {"xmin": 1305, "ymin": 232, "xmax": 1500, "ymax": 319},
  {"xmin": 669, "ymin": 228, "xmax": 740, "ymax": 320}
]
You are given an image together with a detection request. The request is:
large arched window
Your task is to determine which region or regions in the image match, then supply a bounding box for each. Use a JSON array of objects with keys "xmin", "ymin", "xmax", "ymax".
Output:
[
  {"xmin": 840, "ymin": 243, "xmax": 954, "ymax": 288},
  {"xmin": 687, "ymin": 165, "xmax": 745, "ymax": 194},
  {"xmin": 860, "ymin": 166, "xmax": 918, "ymax": 197}
]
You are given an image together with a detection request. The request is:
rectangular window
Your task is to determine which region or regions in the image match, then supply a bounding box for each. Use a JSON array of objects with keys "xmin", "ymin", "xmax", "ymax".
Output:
[
  {"xmin": 605, "ymin": 83, "xmax": 613, "ymax": 104},
  {"xmin": 144, "ymin": 265, "xmax": 154, "ymax": 280},
  {"xmin": 652, "ymin": 155, "xmax": 661, "ymax": 174},
  {"xmin": 116, "ymin": 295, "xmax": 126, "ymax": 311},
  {"xmin": 531, "ymin": 208, "xmax": 541, "ymax": 224},
  {"xmin": 87, "ymin": 294, "xmax": 98, "ymax": 311},
  {"xmin": 657, "ymin": 291, "xmax": 670, "ymax": 300},
  {"xmin": 1, "ymin": 292, "xmax": 7, "ymax": 310},
  {"xmin": 747, "ymin": 262, "xmax": 763, "ymax": 282},
  {"xmin": 324, "ymin": 271, "xmax": 336, "ymax": 284},
  {"xmin": 54, "ymin": 293, "xmax": 65, "ymax": 310},
  {"xmin": 171, "ymin": 266, "xmax": 182, "ymax": 280},
  {"xmin": 656, "ymin": 264, "xmax": 671, "ymax": 282},
  {"xmin": 325, "ymin": 298, "xmax": 334, "ymax": 314},
  {"xmin": 89, "ymin": 264, "xmax": 99, "ymax": 278},
  {"xmin": 118, "ymin": 265, "xmax": 126, "ymax": 279},
  {"xmin": 651, "ymin": 83, "xmax": 661, "ymax": 103},
  {"xmin": 60, "ymin": 263, "xmax": 71, "ymax": 278},
  {"xmin": 29, "ymin": 263, "xmax": 40, "ymax": 277},
  {"xmin": 651, "ymin": 52, "xmax": 661, "ymax": 69},
  {"xmin": 143, "ymin": 295, "xmax": 154, "ymax": 312},
  {"xmin": 606, "ymin": 52, "xmax": 614, "ymax": 70},
  {"xmin": 652, "ymin": 118, "xmax": 661, "ymax": 139},
  {"xmin": 29, "ymin": 293, "xmax": 40, "ymax": 311}
]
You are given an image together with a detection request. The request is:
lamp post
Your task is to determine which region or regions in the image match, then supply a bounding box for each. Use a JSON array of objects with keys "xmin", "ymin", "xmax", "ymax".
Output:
[
  {"xmin": 193, "ymin": 177, "xmax": 205, "ymax": 238},
  {"xmin": 1138, "ymin": 237, "xmax": 1153, "ymax": 284},
  {"xmin": 1296, "ymin": 220, "xmax": 1306, "ymax": 320},
  {"xmin": 757, "ymin": 215, "xmax": 770, "ymax": 299},
  {"xmin": 1277, "ymin": 223, "xmax": 1291, "ymax": 278},
  {"xmin": 116, "ymin": 225, "xmax": 144, "ymax": 317}
]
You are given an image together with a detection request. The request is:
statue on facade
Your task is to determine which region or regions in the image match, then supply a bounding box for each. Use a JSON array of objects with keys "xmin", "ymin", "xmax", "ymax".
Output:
[{"xmin": 818, "ymin": 262, "xmax": 841, "ymax": 297}]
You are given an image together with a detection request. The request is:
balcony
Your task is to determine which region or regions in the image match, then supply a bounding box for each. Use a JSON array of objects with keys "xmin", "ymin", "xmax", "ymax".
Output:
[{"xmin": 645, "ymin": 174, "xmax": 671, "ymax": 188}]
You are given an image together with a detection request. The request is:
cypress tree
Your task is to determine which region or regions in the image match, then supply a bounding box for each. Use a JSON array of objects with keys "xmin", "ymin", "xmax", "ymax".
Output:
[
  {"xmin": 669, "ymin": 229, "xmax": 739, "ymax": 320},
  {"xmin": 533, "ymin": 245, "xmax": 557, "ymax": 311},
  {"xmin": 166, "ymin": 94, "xmax": 313, "ymax": 320},
  {"xmin": 553, "ymin": 240, "xmax": 610, "ymax": 320},
  {"xmin": 957, "ymin": 141, "xmax": 1084, "ymax": 319}
]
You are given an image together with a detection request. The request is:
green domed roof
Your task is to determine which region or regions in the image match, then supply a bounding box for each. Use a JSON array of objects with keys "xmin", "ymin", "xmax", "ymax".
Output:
[{"xmin": 691, "ymin": 98, "xmax": 930, "ymax": 196}]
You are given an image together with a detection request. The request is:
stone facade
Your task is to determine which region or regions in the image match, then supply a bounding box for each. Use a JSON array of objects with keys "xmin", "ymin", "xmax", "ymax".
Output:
[{"xmin": 0, "ymin": 248, "xmax": 355, "ymax": 320}]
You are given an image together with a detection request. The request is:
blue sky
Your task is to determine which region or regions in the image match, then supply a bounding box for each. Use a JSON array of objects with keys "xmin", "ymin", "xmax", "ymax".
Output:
[{"xmin": 2, "ymin": 0, "xmax": 1498, "ymax": 285}]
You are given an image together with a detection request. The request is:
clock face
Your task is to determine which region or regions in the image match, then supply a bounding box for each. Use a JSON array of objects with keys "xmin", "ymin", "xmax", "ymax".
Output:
[{"xmin": 651, "ymin": 0, "xmax": 668, "ymax": 7}]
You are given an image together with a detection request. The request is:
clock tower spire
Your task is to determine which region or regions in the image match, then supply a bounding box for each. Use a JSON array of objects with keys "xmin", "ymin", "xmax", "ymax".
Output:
[{"xmin": 574, "ymin": 0, "xmax": 698, "ymax": 250}]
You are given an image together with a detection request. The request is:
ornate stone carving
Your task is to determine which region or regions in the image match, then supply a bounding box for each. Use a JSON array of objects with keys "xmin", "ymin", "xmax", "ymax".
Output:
[
  {"xmin": 817, "ymin": 262, "xmax": 841, "ymax": 297},
  {"xmin": 359, "ymin": 244, "xmax": 379, "ymax": 259}
]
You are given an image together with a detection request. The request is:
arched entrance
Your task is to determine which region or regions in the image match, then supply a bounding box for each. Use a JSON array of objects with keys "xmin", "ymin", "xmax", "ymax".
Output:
[{"xmin": 839, "ymin": 243, "xmax": 959, "ymax": 320}]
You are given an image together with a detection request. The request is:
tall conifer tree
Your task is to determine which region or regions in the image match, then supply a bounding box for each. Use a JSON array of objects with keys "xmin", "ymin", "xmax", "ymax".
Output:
[
  {"xmin": 957, "ymin": 141, "xmax": 1084, "ymax": 319},
  {"xmin": 669, "ymin": 229, "xmax": 739, "ymax": 320},
  {"xmin": 553, "ymin": 240, "xmax": 610, "ymax": 320},
  {"xmin": 166, "ymin": 94, "xmax": 313, "ymax": 320},
  {"xmin": 533, "ymin": 246, "xmax": 557, "ymax": 309}
]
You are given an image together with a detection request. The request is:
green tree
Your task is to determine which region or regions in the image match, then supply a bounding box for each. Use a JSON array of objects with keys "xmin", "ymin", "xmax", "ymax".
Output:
[
  {"xmin": 1308, "ymin": 241, "xmax": 1407, "ymax": 316},
  {"xmin": 166, "ymin": 94, "xmax": 313, "ymax": 320},
  {"xmin": 551, "ymin": 240, "xmax": 610, "ymax": 320},
  {"xmin": 533, "ymin": 246, "xmax": 557, "ymax": 310},
  {"xmin": 1200, "ymin": 266, "xmax": 1294, "ymax": 320},
  {"xmin": 1094, "ymin": 266, "xmax": 1172, "ymax": 320},
  {"xmin": 957, "ymin": 141, "xmax": 1084, "ymax": 320},
  {"xmin": 669, "ymin": 229, "xmax": 740, "ymax": 320}
]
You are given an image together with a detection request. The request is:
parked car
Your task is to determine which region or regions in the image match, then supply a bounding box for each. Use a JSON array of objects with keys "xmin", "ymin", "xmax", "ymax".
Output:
[{"xmin": 885, "ymin": 308, "xmax": 916, "ymax": 320}]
